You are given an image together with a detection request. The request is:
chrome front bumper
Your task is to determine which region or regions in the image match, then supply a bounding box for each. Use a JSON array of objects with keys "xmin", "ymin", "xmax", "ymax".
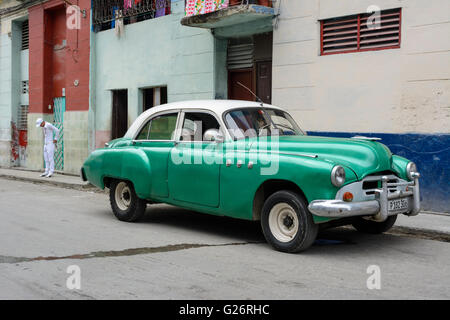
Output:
[{"xmin": 308, "ymin": 173, "xmax": 421, "ymax": 222}]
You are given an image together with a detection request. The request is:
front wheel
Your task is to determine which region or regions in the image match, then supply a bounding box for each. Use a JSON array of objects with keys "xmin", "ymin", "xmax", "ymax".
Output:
[
  {"xmin": 109, "ymin": 180, "xmax": 146, "ymax": 222},
  {"xmin": 261, "ymin": 191, "xmax": 318, "ymax": 253},
  {"xmin": 352, "ymin": 215, "xmax": 397, "ymax": 234}
]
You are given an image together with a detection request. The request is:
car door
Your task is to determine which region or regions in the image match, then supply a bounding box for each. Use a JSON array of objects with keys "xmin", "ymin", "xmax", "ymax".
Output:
[
  {"xmin": 132, "ymin": 111, "xmax": 180, "ymax": 198},
  {"xmin": 168, "ymin": 110, "xmax": 223, "ymax": 208}
]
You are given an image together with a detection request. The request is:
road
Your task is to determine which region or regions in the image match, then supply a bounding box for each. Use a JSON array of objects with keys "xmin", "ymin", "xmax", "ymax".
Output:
[{"xmin": 0, "ymin": 178, "xmax": 449, "ymax": 299}]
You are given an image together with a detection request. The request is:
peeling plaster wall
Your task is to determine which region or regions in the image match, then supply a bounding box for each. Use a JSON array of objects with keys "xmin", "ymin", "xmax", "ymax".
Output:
[
  {"xmin": 91, "ymin": 0, "xmax": 216, "ymax": 143},
  {"xmin": 273, "ymin": 0, "xmax": 450, "ymax": 212},
  {"xmin": 63, "ymin": 111, "xmax": 89, "ymax": 174}
]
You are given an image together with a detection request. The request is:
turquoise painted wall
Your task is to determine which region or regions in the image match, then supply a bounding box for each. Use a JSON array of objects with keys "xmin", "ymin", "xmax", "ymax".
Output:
[
  {"xmin": 0, "ymin": 18, "xmax": 23, "ymax": 166},
  {"xmin": 91, "ymin": 0, "xmax": 218, "ymax": 134}
]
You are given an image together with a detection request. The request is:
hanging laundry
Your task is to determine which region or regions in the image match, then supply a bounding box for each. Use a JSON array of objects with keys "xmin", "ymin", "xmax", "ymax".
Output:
[
  {"xmin": 185, "ymin": 0, "xmax": 228, "ymax": 16},
  {"xmin": 214, "ymin": 0, "xmax": 229, "ymax": 11},
  {"xmin": 114, "ymin": 10, "xmax": 124, "ymax": 37},
  {"xmin": 155, "ymin": 0, "xmax": 167, "ymax": 17},
  {"xmin": 124, "ymin": 0, "xmax": 132, "ymax": 13},
  {"xmin": 111, "ymin": 6, "xmax": 118, "ymax": 28}
]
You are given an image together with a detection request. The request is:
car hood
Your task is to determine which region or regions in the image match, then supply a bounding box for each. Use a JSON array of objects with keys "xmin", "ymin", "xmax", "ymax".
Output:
[{"xmin": 248, "ymin": 135, "xmax": 393, "ymax": 179}]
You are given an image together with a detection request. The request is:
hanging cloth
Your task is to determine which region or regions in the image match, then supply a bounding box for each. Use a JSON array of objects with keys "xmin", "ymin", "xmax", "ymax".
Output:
[{"xmin": 114, "ymin": 10, "xmax": 124, "ymax": 37}]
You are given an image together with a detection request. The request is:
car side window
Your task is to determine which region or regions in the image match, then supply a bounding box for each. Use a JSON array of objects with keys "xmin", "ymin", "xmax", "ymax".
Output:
[
  {"xmin": 136, "ymin": 113, "xmax": 178, "ymax": 141},
  {"xmin": 136, "ymin": 121, "xmax": 152, "ymax": 140},
  {"xmin": 148, "ymin": 113, "xmax": 178, "ymax": 140},
  {"xmin": 181, "ymin": 112, "xmax": 220, "ymax": 142}
]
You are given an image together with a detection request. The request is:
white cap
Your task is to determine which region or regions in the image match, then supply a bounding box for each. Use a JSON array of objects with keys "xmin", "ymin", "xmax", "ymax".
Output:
[{"xmin": 36, "ymin": 118, "xmax": 44, "ymax": 128}]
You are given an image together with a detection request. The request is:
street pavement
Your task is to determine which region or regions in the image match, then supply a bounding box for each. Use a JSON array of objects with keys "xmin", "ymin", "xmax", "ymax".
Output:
[{"xmin": 0, "ymin": 177, "xmax": 449, "ymax": 299}]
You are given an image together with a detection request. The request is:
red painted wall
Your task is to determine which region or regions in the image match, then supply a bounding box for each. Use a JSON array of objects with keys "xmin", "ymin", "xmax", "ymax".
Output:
[{"xmin": 29, "ymin": 0, "xmax": 90, "ymax": 114}]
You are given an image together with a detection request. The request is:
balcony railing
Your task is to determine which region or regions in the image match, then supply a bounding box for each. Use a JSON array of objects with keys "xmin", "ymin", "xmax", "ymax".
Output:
[{"xmin": 93, "ymin": 0, "xmax": 171, "ymax": 32}]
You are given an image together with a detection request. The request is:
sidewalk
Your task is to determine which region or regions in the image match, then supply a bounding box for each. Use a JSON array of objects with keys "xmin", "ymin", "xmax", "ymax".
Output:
[
  {"xmin": 0, "ymin": 167, "xmax": 448, "ymax": 236},
  {"xmin": 0, "ymin": 167, "xmax": 95, "ymax": 191}
]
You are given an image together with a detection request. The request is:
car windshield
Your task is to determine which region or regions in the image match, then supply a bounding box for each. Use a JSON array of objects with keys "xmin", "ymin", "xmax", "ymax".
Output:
[{"xmin": 224, "ymin": 108, "xmax": 304, "ymax": 140}]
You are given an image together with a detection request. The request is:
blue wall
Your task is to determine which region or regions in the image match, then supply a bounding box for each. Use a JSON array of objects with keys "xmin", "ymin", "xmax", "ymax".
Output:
[{"xmin": 308, "ymin": 132, "xmax": 450, "ymax": 213}]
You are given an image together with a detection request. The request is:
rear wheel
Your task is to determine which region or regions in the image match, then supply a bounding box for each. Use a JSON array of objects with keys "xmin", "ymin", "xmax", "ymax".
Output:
[
  {"xmin": 352, "ymin": 215, "xmax": 397, "ymax": 234},
  {"xmin": 109, "ymin": 180, "xmax": 146, "ymax": 222},
  {"xmin": 261, "ymin": 190, "xmax": 318, "ymax": 253}
]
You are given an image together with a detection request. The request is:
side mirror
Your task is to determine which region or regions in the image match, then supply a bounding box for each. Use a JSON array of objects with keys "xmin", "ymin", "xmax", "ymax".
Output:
[{"xmin": 203, "ymin": 129, "xmax": 224, "ymax": 143}]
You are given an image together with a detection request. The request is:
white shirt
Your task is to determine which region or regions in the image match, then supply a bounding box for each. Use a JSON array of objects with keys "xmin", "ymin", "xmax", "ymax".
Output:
[{"xmin": 42, "ymin": 122, "xmax": 60, "ymax": 144}]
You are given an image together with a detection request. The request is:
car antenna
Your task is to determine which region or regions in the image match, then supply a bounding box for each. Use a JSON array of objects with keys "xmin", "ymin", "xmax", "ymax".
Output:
[{"xmin": 237, "ymin": 82, "xmax": 264, "ymax": 107}]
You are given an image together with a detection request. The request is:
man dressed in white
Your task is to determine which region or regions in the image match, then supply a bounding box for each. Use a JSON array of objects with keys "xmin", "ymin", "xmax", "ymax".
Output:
[{"xmin": 36, "ymin": 118, "xmax": 60, "ymax": 178}]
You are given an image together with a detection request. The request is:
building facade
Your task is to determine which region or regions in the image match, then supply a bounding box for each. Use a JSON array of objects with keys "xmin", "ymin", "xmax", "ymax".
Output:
[
  {"xmin": 27, "ymin": 0, "xmax": 91, "ymax": 174},
  {"xmin": 270, "ymin": 0, "xmax": 449, "ymax": 212},
  {"xmin": 1, "ymin": 0, "xmax": 448, "ymax": 212},
  {"xmin": 92, "ymin": 0, "xmax": 448, "ymax": 212},
  {"xmin": 0, "ymin": 0, "xmax": 90, "ymax": 174}
]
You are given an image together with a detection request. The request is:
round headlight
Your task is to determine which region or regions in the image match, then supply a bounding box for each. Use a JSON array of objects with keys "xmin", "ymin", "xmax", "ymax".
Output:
[
  {"xmin": 331, "ymin": 166, "xmax": 346, "ymax": 187},
  {"xmin": 406, "ymin": 162, "xmax": 418, "ymax": 180}
]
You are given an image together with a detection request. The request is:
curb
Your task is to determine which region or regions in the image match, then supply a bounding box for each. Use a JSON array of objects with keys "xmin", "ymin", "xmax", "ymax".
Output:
[
  {"xmin": 1, "ymin": 173, "xmax": 448, "ymax": 237},
  {"xmin": 0, "ymin": 173, "xmax": 99, "ymax": 192}
]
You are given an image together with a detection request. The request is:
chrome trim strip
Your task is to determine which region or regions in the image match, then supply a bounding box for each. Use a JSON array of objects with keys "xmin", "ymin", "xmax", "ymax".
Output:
[{"xmin": 308, "ymin": 200, "xmax": 380, "ymax": 217}]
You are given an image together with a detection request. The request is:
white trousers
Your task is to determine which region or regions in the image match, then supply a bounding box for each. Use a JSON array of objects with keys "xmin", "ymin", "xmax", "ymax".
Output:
[{"xmin": 43, "ymin": 143, "xmax": 55, "ymax": 174}]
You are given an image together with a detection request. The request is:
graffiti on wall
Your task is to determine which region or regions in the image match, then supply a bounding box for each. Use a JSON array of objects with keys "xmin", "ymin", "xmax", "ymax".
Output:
[
  {"xmin": 10, "ymin": 121, "xmax": 27, "ymax": 167},
  {"xmin": 11, "ymin": 121, "xmax": 19, "ymax": 166}
]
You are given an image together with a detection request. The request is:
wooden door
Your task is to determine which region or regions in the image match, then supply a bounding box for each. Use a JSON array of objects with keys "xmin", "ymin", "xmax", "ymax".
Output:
[
  {"xmin": 228, "ymin": 69, "xmax": 255, "ymax": 101},
  {"xmin": 256, "ymin": 61, "xmax": 272, "ymax": 104}
]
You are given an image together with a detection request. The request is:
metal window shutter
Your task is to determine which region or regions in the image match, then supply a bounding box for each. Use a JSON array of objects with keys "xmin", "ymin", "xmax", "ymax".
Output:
[
  {"xmin": 321, "ymin": 8, "xmax": 401, "ymax": 54},
  {"xmin": 18, "ymin": 105, "xmax": 29, "ymax": 130},
  {"xmin": 227, "ymin": 43, "xmax": 254, "ymax": 70},
  {"xmin": 21, "ymin": 20, "xmax": 29, "ymax": 50}
]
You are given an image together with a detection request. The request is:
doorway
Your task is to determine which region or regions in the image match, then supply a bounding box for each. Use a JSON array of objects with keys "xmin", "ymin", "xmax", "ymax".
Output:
[
  {"xmin": 53, "ymin": 97, "xmax": 65, "ymax": 171},
  {"xmin": 256, "ymin": 61, "xmax": 272, "ymax": 104},
  {"xmin": 112, "ymin": 89, "xmax": 128, "ymax": 139},
  {"xmin": 227, "ymin": 33, "xmax": 272, "ymax": 103},
  {"xmin": 228, "ymin": 69, "xmax": 254, "ymax": 101}
]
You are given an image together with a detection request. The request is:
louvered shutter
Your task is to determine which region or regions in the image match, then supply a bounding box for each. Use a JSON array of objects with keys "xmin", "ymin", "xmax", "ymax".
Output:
[
  {"xmin": 321, "ymin": 8, "xmax": 401, "ymax": 55},
  {"xmin": 227, "ymin": 43, "xmax": 254, "ymax": 70}
]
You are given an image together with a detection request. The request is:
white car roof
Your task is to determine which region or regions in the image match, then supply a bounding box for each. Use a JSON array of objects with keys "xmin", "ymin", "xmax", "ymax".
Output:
[{"xmin": 125, "ymin": 99, "xmax": 286, "ymax": 139}]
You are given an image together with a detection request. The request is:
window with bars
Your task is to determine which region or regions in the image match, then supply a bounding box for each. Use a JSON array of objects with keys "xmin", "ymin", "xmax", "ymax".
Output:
[
  {"xmin": 21, "ymin": 20, "xmax": 29, "ymax": 50},
  {"xmin": 18, "ymin": 105, "xmax": 29, "ymax": 130},
  {"xmin": 92, "ymin": 0, "xmax": 171, "ymax": 32},
  {"xmin": 320, "ymin": 8, "xmax": 401, "ymax": 55}
]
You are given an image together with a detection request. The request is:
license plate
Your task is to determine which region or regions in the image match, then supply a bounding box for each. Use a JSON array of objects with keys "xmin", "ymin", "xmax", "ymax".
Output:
[{"xmin": 388, "ymin": 198, "xmax": 409, "ymax": 212}]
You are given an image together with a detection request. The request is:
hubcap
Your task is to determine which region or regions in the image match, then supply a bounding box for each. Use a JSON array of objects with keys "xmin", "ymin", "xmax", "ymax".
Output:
[
  {"xmin": 115, "ymin": 182, "xmax": 131, "ymax": 211},
  {"xmin": 268, "ymin": 203, "xmax": 299, "ymax": 243}
]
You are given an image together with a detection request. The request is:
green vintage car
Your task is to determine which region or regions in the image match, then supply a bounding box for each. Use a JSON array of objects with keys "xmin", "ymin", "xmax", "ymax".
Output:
[{"xmin": 81, "ymin": 100, "xmax": 421, "ymax": 253}]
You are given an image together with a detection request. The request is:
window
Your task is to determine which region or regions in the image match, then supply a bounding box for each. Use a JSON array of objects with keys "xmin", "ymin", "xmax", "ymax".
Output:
[
  {"xmin": 224, "ymin": 108, "xmax": 303, "ymax": 140},
  {"xmin": 142, "ymin": 86, "xmax": 167, "ymax": 112},
  {"xmin": 21, "ymin": 20, "xmax": 29, "ymax": 50},
  {"xmin": 136, "ymin": 113, "xmax": 178, "ymax": 140},
  {"xmin": 180, "ymin": 112, "xmax": 220, "ymax": 142},
  {"xmin": 21, "ymin": 81, "xmax": 29, "ymax": 94},
  {"xmin": 320, "ymin": 8, "xmax": 401, "ymax": 55},
  {"xmin": 17, "ymin": 105, "xmax": 29, "ymax": 130}
]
